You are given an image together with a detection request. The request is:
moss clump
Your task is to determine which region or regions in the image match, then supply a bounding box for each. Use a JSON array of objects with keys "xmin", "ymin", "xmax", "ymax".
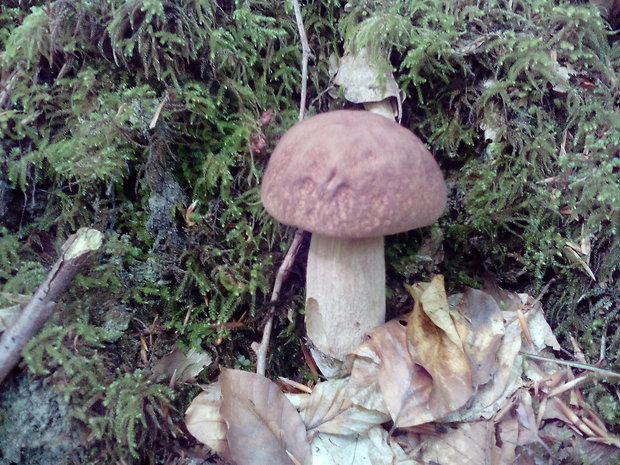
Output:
[
  {"xmin": 343, "ymin": 0, "xmax": 619, "ymax": 287},
  {"xmin": 22, "ymin": 322, "xmax": 174, "ymax": 461}
]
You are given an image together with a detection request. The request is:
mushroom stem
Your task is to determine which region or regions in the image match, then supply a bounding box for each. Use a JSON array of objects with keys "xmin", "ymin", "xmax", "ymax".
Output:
[{"xmin": 305, "ymin": 234, "xmax": 385, "ymax": 375}]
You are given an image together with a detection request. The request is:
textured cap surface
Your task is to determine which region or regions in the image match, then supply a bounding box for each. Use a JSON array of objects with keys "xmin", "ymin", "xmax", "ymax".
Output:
[{"xmin": 261, "ymin": 110, "xmax": 446, "ymax": 238}]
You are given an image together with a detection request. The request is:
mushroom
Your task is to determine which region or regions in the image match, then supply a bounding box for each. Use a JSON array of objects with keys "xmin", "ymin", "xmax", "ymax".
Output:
[{"xmin": 261, "ymin": 110, "xmax": 446, "ymax": 376}]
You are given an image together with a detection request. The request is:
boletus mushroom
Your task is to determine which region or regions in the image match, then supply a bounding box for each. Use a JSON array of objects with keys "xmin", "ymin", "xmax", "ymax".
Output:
[{"xmin": 261, "ymin": 110, "xmax": 446, "ymax": 376}]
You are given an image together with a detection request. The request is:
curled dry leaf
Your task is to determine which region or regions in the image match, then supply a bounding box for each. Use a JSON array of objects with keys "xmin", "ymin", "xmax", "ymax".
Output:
[
  {"xmin": 407, "ymin": 275, "xmax": 473, "ymax": 414},
  {"xmin": 453, "ymin": 288, "xmax": 505, "ymax": 388},
  {"xmin": 420, "ymin": 421, "xmax": 495, "ymax": 465},
  {"xmin": 482, "ymin": 276, "xmax": 523, "ymax": 312},
  {"xmin": 350, "ymin": 319, "xmax": 437, "ymax": 428},
  {"xmin": 348, "ymin": 276, "xmax": 564, "ymax": 430},
  {"xmin": 310, "ymin": 426, "xmax": 415, "ymax": 465},
  {"xmin": 219, "ymin": 368, "xmax": 312, "ymax": 465},
  {"xmin": 514, "ymin": 295, "xmax": 561, "ymax": 352},
  {"xmin": 443, "ymin": 307, "xmax": 524, "ymax": 422},
  {"xmin": 445, "ymin": 285, "xmax": 561, "ymax": 423},
  {"xmin": 333, "ymin": 47, "xmax": 405, "ymax": 119},
  {"xmin": 411, "ymin": 276, "xmax": 465, "ymax": 349},
  {"xmin": 184, "ymin": 382, "xmax": 229, "ymax": 457},
  {"xmin": 286, "ymin": 378, "xmax": 389, "ymax": 435},
  {"xmin": 513, "ymin": 390, "xmax": 544, "ymax": 447},
  {"xmin": 418, "ymin": 413, "xmax": 540, "ymax": 465},
  {"xmin": 184, "ymin": 200, "xmax": 199, "ymax": 227}
]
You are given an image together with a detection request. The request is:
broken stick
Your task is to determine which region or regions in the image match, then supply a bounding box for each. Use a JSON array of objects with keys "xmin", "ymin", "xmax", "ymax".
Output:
[
  {"xmin": 0, "ymin": 227, "xmax": 104, "ymax": 384},
  {"xmin": 255, "ymin": 230, "xmax": 306, "ymax": 376},
  {"xmin": 254, "ymin": 0, "xmax": 311, "ymax": 376}
]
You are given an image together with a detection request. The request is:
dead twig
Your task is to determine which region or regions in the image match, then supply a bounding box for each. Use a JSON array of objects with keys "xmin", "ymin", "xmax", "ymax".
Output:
[
  {"xmin": 292, "ymin": 0, "xmax": 312, "ymax": 121},
  {"xmin": 254, "ymin": 0, "xmax": 312, "ymax": 376},
  {"xmin": 522, "ymin": 353, "xmax": 620, "ymax": 379},
  {"xmin": 255, "ymin": 230, "xmax": 306, "ymax": 375},
  {"xmin": 0, "ymin": 228, "xmax": 104, "ymax": 384}
]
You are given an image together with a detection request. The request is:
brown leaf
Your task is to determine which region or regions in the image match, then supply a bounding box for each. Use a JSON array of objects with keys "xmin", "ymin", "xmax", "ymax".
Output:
[
  {"xmin": 420, "ymin": 421, "xmax": 495, "ymax": 465},
  {"xmin": 184, "ymin": 383, "xmax": 229, "ymax": 457},
  {"xmin": 418, "ymin": 417, "xmax": 539, "ymax": 465},
  {"xmin": 310, "ymin": 426, "xmax": 415, "ymax": 465},
  {"xmin": 514, "ymin": 391, "xmax": 543, "ymax": 447},
  {"xmin": 334, "ymin": 48, "xmax": 404, "ymax": 113},
  {"xmin": 407, "ymin": 276, "xmax": 473, "ymax": 414},
  {"xmin": 482, "ymin": 275, "xmax": 522, "ymax": 312},
  {"xmin": 458, "ymin": 288, "xmax": 505, "ymax": 388},
  {"xmin": 443, "ymin": 311, "xmax": 524, "ymax": 422},
  {"xmin": 184, "ymin": 200, "xmax": 198, "ymax": 227},
  {"xmin": 411, "ymin": 276, "xmax": 464, "ymax": 348},
  {"xmin": 154, "ymin": 344, "xmax": 212, "ymax": 383},
  {"xmin": 219, "ymin": 368, "xmax": 312, "ymax": 465},
  {"xmin": 516, "ymin": 296, "xmax": 561, "ymax": 351},
  {"xmin": 286, "ymin": 378, "xmax": 388, "ymax": 435},
  {"xmin": 349, "ymin": 319, "xmax": 436, "ymax": 428},
  {"xmin": 493, "ymin": 417, "xmax": 519, "ymax": 464}
]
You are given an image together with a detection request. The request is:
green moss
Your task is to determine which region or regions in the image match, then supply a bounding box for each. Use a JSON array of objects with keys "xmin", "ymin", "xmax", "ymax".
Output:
[
  {"xmin": 343, "ymin": 0, "xmax": 619, "ymax": 290},
  {"xmin": 22, "ymin": 322, "xmax": 174, "ymax": 461}
]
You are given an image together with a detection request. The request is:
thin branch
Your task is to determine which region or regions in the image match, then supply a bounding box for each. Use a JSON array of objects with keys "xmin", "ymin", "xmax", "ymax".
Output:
[
  {"xmin": 0, "ymin": 228, "xmax": 104, "ymax": 384},
  {"xmin": 522, "ymin": 352, "xmax": 620, "ymax": 379},
  {"xmin": 292, "ymin": 0, "xmax": 311, "ymax": 121},
  {"xmin": 256, "ymin": 230, "xmax": 306, "ymax": 375},
  {"xmin": 254, "ymin": 0, "xmax": 312, "ymax": 376}
]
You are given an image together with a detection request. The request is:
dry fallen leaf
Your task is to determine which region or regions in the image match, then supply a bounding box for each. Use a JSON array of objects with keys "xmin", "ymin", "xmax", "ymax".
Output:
[
  {"xmin": 513, "ymin": 390, "xmax": 543, "ymax": 447},
  {"xmin": 444, "ymin": 285, "xmax": 561, "ymax": 423},
  {"xmin": 333, "ymin": 47, "xmax": 405, "ymax": 119},
  {"xmin": 482, "ymin": 276, "xmax": 523, "ymax": 312},
  {"xmin": 407, "ymin": 276, "xmax": 473, "ymax": 414},
  {"xmin": 418, "ymin": 416, "xmax": 539, "ymax": 465},
  {"xmin": 514, "ymin": 295, "xmax": 561, "ymax": 352},
  {"xmin": 184, "ymin": 200, "xmax": 199, "ymax": 226},
  {"xmin": 184, "ymin": 382, "xmax": 228, "ymax": 457},
  {"xmin": 414, "ymin": 276, "xmax": 465, "ymax": 348},
  {"xmin": 349, "ymin": 319, "xmax": 436, "ymax": 428},
  {"xmin": 310, "ymin": 426, "xmax": 415, "ymax": 465},
  {"xmin": 443, "ymin": 307, "xmax": 524, "ymax": 422},
  {"xmin": 153, "ymin": 344, "xmax": 212, "ymax": 383},
  {"xmin": 286, "ymin": 378, "xmax": 388, "ymax": 435},
  {"xmin": 456, "ymin": 288, "xmax": 505, "ymax": 388},
  {"xmin": 189, "ymin": 277, "xmax": 614, "ymax": 465},
  {"xmin": 219, "ymin": 368, "xmax": 312, "ymax": 465},
  {"xmin": 420, "ymin": 421, "xmax": 495, "ymax": 464}
]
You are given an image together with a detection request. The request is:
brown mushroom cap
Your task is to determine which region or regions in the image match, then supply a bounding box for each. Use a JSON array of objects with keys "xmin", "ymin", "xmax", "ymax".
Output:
[{"xmin": 261, "ymin": 110, "xmax": 447, "ymax": 238}]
